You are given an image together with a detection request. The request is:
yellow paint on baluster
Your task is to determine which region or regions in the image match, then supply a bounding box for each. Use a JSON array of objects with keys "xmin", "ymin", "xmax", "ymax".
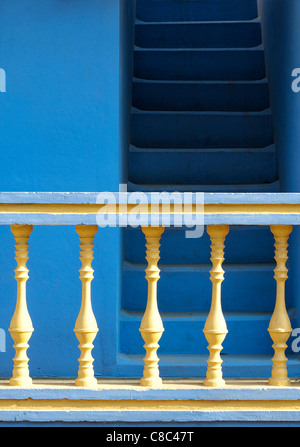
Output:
[
  {"xmin": 9, "ymin": 225, "xmax": 34, "ymax": 387},
  {"xmin": 204, "ymin": 225, "xmax": 229, "ymax": 388},
  {"xmin": 74, "ymin": 225, "xmax": 99, "ymax": 388},
  {"xmin": 269, "ymin": 225, "xmax": 293, "ymax": 386},
  {"xmin": 140, "ymin": 226, "xmax": 165, "ymax": 388}
]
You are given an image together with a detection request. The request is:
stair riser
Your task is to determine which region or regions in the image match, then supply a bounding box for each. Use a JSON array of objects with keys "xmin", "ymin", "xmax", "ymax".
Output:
[
  {"xmin": 122, "ymin": 267, "xmax": 280, "ymax": 312},
  {"xmin": 129, "ymin": 150, "xmax": 276, "ymax": 184},
  {"xmin": 128, "ymin": 182, "xmax": 280, "ymax": 193},
  {"xmin": 134, "ymin": 50, "xmax": 266, "ymax": 81},
  {"xmin": 124, "ymin": 226, "xmax": 276, "ymax": 264},
  {"xmin": 131, "ymin": 113, "xmax": 273, "ymax": 148},
  {"xmin": 118, "ymin": 356, "xmax": 300, "ymax": 380},
  {"xmin": 136, "ymin": 22, "xmax": 262, "ymax": 49},
  {"xmin": 120, "ymin": 318, "xmax": 295, "ymax": 355},
  {"xmin": 133, "ymin": 81, "xmax": 269, "ymax": 112},
  {"xmin": 136, "ymin": 0, "xmax": 258, "ymax": 22}
]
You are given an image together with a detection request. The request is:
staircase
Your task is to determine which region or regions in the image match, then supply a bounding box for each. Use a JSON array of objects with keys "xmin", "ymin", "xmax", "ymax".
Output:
[{"xmin": 120, "ymin": 0, "xmax": 295, "ymax": 379}]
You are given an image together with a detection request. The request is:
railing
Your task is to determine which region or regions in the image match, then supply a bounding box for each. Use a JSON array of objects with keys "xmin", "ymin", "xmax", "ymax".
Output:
[{"xmin": 1, "ymin": 192, "xmax": 300, "ymax": 388}]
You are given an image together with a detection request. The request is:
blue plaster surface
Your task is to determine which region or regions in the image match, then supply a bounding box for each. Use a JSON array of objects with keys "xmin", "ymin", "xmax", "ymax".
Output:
[
  {"xmin": 259, "ymin": 0, "xmax": 300, "ymax": 333},
  {"xmin": 0, "ymin": 0, "xmax": 135, "ymax": 378}
]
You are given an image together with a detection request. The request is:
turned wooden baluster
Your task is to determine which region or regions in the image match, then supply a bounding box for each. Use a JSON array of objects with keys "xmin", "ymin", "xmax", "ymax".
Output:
[
  {"xmin": 9, "ymin": 225, "xmax": 34, "ymax": 387},
  {"xmin": 268, "ymin": 225, "xmax": 293, "ymax": 386},
  {"xmin": 140, "ymin": 226, "xmax": 165, "ymax": 387},
  {"xmin": 74, "ymin": 225, "xmax": 99, "ymax": 388},
  {"xmin": 203, "ymin": 225, "xmax": 229, "ymax": 387}
]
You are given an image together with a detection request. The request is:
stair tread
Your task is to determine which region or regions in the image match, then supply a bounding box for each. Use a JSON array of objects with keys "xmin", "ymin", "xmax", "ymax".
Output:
[
  {"xmin": 127, "ymin": 181, "xmax": 280, "ymax": 193},
  {"xmin": 121, "ymin": 309, "xmax": 280, "ymax": 323},
  {"xmin": 135, "ymin": 45, "xmax": 264, "ymax": 51},
  {"xmin": 120, "ymin": 353, "xmax": 300, "ymax": 363},
  {"xmin": 133, "ymin": 77, "xmax": 268, "ymax": 84},
  {"xmin": 121, "ymin": 310, "xmax": 289, "ymax": 319},
  {"xmin": 132, "ymin": 107, "xmax": 272, "ymax": 115},
  {"xmin": 124, "ymin": 261, "xmax": 276, "ymax": 271},
  {"xmin": 130, "ymin": 145, "xmax": 275, "ymax": 153},
  {"xmin": 136, "ymin": 19, "xmax": 261, "ymax": 25}
]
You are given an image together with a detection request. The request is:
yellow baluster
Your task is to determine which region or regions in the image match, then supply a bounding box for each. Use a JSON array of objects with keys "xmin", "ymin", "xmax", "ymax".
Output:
[
  {"xmin": 9, "ymin": 225, "xmax": 34, "ymax": 387},
  {"xmin": 203, "ymin": 225, "xmax": 229, "ymax": 387},
  {"xmin": 140, "ymin": 226, "xmax": 165, "ymax": 388},
  {"xmin": 268, "ymin": 225, "xmax": 293, "ymax": 386},
  {"xmin": 74, "ymin": 225, "xmax": 99, "ymax": 388}
]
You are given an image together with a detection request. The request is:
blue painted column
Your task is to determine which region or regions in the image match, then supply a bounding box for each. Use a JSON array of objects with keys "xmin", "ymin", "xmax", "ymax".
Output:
[
  {"xmin": 0, "ymin": 0, "xmax": 135, "ymax": 377},
  {"xmin": 259, "ymin": 0, "xmax": 300, "ymax": 331}
]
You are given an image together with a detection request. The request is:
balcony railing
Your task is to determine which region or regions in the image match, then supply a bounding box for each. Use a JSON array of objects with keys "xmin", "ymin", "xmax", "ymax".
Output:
[{"xmin": 1, "ymin": 192, "xmax": 300, "ymax": 390}]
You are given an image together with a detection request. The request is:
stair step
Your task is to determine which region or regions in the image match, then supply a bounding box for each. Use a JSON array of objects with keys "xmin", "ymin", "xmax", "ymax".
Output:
[
  {"xmin": 135, "ymin": 20, "xmax": 262, "ymax": 49},
  {"xmin": 123, "ymin": 0, "xmax": 281, "ymax": 367},
  {"xmin": 136, "ymin": 0, "xmax": 259, "ymax": 23},
  {"xmin": 124, "ymin": 225, "xmax": 276, "ymax": 265},
  {"xmin": 131, "ymin": 109, "xmax": 273, "ymax": 149},
  {"xmin": 119, "ymin": 309, "xmax": 296, "ymax": 356},
  {"xmin": 134, "ymin": 47, "xmax": 266, "ymax": 81},
  {"xmin": 122, "ymin": 262, "xmax": 280, "ymax": 313},
  {"xmin": 128, "ymin": 181, "xmax": 280, "ymax": 193},
  {"xmin": 132, "ymin": 78, "xmax": 269, "ymax": 112},
  {"xmin": 118, "ymin": 353, "xmax": 300, "ymax": 379},
  {"xmin": 129, "ymin": 146, "xmax": 276, "ymax": 185}
]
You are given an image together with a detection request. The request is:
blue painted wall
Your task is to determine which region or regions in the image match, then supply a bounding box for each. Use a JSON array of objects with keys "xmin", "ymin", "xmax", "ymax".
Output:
[
  {"xmin": 0, "ymin": 0, "xmax": 135, "ymax": 377},
  {"xmin": 259, "ymin": 0, "xmax": 300, "ymax": 331}
]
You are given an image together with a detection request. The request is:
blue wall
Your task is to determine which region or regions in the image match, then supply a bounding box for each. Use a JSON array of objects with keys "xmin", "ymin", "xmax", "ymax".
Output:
[
  {"xmin": 259, "ymin": 0, "xmax": 300, "ymax": 330},
  {"xmin": 0, "ymin": 0, "xmax": 135, "ymax": 377}
]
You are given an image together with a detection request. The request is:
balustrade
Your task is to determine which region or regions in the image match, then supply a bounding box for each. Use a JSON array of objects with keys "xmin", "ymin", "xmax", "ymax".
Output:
[{"xmin": 0, "ymin": 193, "xmax": 298, "ymax": 388}]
